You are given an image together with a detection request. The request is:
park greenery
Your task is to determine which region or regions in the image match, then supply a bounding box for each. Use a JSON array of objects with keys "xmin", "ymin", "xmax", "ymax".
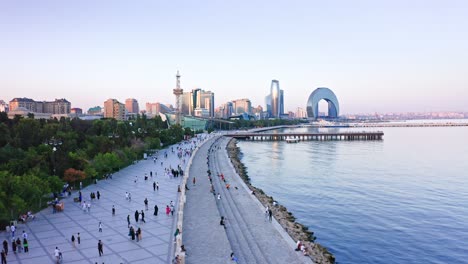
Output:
[
  {"xmin": 0, "ymin": 112, "xmax": 188, "ymax": 226},
  {"xmin": 0, "ymin": 112, "xmax": 303, "ymax": 225}
]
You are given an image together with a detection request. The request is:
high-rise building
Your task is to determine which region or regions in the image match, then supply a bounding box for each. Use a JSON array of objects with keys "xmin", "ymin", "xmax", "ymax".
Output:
[
  {"xmin": 264, "ymin": 80, "xmax": 284, "ymax": 118},
  {"xmin": 280, "ymin": 89, "xmax": 284, "ymax": 116},
  {"xmin": 104, "ymin": 99, "xmax": 126, "ymax": 120},
  {"xmin": 9, "ymin": 98, "xmax": 71, "ymax": 114},
  {"xmin": 0, "ymin": 100, "xmax": 9, "ymax": 112},
  {"xmin": 146, "ymin": 102, "xmax": 172, "ymax": 117},
  {"xmin": 181, "ymin": 88, "xmax": 215, "ymax": 118},
  {"xmin": 295, "ymin": 107, "xmax": 307, "ymax": 118},
  {"xmin": 9, "ymin": 98, "xmax": 37, "ymax": 112},
  {"xmin": 88, "ymin": 106, "xmax": 103, "ymax": 115},
  {"xmin": 125, "ymin": 98, "xmax": 139, "ymax": 114},
  {"xmin": 271, "ymin": 80, "xmax": 280, "ymax": 117},
  {"xmin": 70, "ymin": 108, "xmax": 83, "ymax": 114},
  {"xmin": 232, "ymin": 99, "xmax": 252, "ymax": 115}
]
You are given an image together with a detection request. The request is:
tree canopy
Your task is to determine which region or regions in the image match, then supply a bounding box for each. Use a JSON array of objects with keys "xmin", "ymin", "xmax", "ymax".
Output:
[{"xmin": 0, "ymin": 115, "xmax": 183, "ymax": 225}]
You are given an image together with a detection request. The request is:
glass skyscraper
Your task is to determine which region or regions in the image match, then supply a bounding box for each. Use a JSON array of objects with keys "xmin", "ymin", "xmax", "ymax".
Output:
[{"xmin": 265, "ymin": 80, "xmax": 284, "ymax": 118}]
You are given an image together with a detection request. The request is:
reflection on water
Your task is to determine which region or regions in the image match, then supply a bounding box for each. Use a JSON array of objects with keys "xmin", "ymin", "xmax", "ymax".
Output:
[{"xmin": 238, "ymin": 126, "xmax": 468, "ymax": 264}]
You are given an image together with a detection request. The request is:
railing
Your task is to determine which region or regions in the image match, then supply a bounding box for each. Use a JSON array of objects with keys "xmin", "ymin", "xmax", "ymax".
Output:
[{"xmin": 173, "ymin": 135, "xmax": 214, "ymax": 264}]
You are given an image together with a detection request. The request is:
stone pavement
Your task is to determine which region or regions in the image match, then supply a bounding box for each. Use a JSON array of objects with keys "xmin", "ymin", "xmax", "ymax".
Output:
[
  {"xmin": 183, "ymin": 136, "xmax": 310, "ymax": 264},
  {"xmin": 182, "ymin": 136, "xmax": 232, "ymax": 264},
  {"xmin": 0, "ymin": 140, "xmax": 202, "ymax": 264}
]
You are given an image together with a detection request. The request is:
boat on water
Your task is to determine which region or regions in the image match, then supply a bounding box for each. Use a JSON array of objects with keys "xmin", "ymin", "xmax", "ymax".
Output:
[{"xmin": 285, "ymin": 137, "xmax": 299, "ymax": 143}]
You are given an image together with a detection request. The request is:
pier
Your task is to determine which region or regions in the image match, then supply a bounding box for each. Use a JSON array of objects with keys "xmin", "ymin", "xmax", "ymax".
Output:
[{"xmin": 224, "ymin": 131, "xmax": 384, "ymax": 141}]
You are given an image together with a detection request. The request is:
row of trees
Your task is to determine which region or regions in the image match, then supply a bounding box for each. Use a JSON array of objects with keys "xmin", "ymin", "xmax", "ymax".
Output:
[{"xmin": 0, "ymin": 112, "xmax": 187, "ymax": 225}]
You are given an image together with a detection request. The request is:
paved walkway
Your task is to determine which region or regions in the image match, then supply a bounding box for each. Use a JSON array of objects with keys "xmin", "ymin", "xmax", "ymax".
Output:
[
  {"xmin": 183, "ymin": 136, "xmax": 309, "ymax": 264},
  {"xmin": 182, "ymin": 136, "xmax": 232, "ymax": 264},
  {"xmin": 1, "ymin": 138, "xmax": 204, "ymax": 264}
]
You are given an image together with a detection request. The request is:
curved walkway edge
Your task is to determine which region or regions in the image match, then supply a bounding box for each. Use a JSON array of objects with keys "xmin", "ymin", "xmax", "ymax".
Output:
[{"xmin": 180, "ymin": 134, "xmax": 311, "ymax": 264}]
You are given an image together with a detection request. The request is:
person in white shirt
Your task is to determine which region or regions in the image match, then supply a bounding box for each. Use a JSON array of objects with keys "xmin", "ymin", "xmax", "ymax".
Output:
[
  {"xmin": 10, "ymin": 225, "xmax": 16, "ymax": 237},
  {"xmin": 54, "ymin": 247, "xmax": 61, "ymax": 263}
]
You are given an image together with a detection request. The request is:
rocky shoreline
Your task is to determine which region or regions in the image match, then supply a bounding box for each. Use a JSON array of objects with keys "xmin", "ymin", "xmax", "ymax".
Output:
[{"xmin": 226, "ymin": 138, "xmax": 336, "ymax": 264}]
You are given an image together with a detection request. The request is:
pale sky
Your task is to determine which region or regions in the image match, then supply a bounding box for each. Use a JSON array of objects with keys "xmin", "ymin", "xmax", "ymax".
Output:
[{"xmin": 1, "ymin": 0, "xmax": 467, "ymax": 114}]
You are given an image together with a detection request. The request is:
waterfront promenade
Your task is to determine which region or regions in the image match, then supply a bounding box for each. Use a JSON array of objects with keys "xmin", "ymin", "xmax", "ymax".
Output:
[
  {"xmin": 0, "ymin": 140, "xmax": 199, "ymax": 264},
  {"xmin": 183, "ymin": 136, "xmax": 309, "ymax": 264}
]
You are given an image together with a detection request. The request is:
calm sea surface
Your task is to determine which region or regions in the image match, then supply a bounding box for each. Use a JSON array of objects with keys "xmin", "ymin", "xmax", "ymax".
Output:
[{"xmin": 237, "ymin": 125, "xmax": 468, "ymax": 264}]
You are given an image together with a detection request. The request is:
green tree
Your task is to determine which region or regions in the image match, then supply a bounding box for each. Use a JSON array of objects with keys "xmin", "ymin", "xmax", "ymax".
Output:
[{"xmin": 0, "ymin": 123, "xmax": 10, "ymax": 147}]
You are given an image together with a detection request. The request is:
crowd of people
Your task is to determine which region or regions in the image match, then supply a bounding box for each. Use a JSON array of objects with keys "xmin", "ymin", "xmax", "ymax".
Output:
[{"xmin": 0, "ymin": 134, "xmax": 208, "ymax": 264}]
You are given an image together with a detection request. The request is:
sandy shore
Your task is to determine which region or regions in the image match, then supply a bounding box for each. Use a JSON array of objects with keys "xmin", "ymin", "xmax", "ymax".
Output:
[{"xmin": 226, "ymin": 138, "xmax": 336, "ymax": 264}]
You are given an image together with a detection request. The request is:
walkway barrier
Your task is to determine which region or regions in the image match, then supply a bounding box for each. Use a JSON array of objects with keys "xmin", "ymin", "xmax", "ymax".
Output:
[{"xmin": 173, "ymin": 134, "xmax": 215, "ymax": 264}]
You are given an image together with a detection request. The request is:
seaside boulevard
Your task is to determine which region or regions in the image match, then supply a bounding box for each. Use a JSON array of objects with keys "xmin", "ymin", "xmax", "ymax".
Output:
[
  {"xmin": 182, "ymin": 135, "xmax": 310, "ymax": 264},
  {"xmin": 1, "ymin": 133, "xmax": 310, "ymax": 264}
]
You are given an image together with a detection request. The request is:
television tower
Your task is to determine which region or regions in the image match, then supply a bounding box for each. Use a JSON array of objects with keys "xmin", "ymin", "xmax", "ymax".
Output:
[{"xmin": 173, "ymin": 70, "xmax": 183, "ymax": 125}]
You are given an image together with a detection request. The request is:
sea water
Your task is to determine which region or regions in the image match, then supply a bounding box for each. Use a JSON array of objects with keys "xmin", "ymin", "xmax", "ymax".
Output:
[{"xmin": 237, "ymin": 125, "xmax": 468, "ymax": 263}]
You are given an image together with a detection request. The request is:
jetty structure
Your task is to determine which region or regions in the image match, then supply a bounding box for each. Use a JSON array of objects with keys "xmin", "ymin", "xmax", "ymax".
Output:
[{"xmin": 224, "ymin": 131, "xmax": 384, "ymax": 141}]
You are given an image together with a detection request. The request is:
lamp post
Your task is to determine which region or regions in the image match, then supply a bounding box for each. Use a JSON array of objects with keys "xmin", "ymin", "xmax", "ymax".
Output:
[{"xmin": 45, "ymin": 137, "xmax": 62, "ymax": 176}]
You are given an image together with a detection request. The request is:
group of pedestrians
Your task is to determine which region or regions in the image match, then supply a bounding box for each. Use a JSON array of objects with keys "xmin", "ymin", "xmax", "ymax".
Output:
[
  {"xmin": 2, "ymin": 230, "xmax": 30, "ymax": 263},
  {"xmin": 2, "ymin": 137, "xmax": 206, "ymax": 264}
]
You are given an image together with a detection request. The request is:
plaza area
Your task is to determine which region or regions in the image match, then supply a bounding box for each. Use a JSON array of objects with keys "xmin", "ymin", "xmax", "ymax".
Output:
[{"xmin": 1, "ymin": 140, "xmax": 201, "ymax": 264}]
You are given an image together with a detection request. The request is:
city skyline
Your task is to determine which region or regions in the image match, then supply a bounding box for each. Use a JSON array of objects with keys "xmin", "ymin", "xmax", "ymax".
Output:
[{"xmin": 1, "ymin": 1, "xmax": 467, "ymax": 114}]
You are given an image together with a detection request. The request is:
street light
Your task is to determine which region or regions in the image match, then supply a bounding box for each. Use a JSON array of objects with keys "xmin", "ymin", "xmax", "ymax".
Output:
[{"xmin": 45, "ymin": 137, "xmax": 62, "ymax": 175}]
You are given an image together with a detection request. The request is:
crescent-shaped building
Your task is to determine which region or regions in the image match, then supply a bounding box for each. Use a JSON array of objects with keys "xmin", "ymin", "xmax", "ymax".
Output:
[{"xmin": 307, "ymin": 87, "xmax": 339, "ymax": 119}]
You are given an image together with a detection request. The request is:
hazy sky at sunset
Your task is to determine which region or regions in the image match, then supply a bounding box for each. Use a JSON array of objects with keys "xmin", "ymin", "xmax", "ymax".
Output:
[{"xmin": 1, "ymin": 0, "xmax": 467, "ymax": 114}]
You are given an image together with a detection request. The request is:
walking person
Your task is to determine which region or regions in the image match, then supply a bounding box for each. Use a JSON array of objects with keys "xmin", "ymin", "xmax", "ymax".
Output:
[
  {"xmin": 71, "ymin": 235, "xmax": 75, "ymax": 247},
  {"xmin": 129, "ymin": 226, "xmax": 135, "ymax": 241},
  {"xmin": 154, "ymin": 204, "xmax": 158, "ymax": 216},
  {"xmin": 268, "ymin": 209, "xmax": 273, "ymax": 222},
  {"xmin": 153, "ymin": 181, "xmax": 156, "ymax": 191},
  {"xmin": 173, "ymin": 228, "xmax": 180, "ymax": 242},
  {"xmin": 54, "ymin": 247, "xmax": 61, "ymax": 264},
  {"xmin": 98, "ymin": 222, "xmax": 103, "ymax": 232},
  {"xmin": 156, "ymin": 182, "xmax": 159, "ymax": 191},
  {"xmin": 137, "ymin": 228, "xmax": 142, "ymax": 241},
  {"xmin": 166, "ymin": 205, "xmax": 170, "ymax": 216},
  {"xmin": 193, "ymin": 177, "xmax": 196, "ymax": 186},
  {"xmin": 77, "ymin": 233, "xmax": 80, "ymax": 245},
  {"xmin": 141, "ymin": 210, "xmax": 146, "ymax": 223},
  {"xmin": 2, "ymin": 240, "xmax": 7, "ymax": 256},
  {"xmin": 265, "ymin": 206, "xmax": 269, "ymax": 221},
  {"xmin": 87, "ymin": 201, "xmax": 91, "ymax": 212},
  {"xmin": 15, "ymin": 238, "xmax": 21, "ymax": 253},
  {"xmin": 22, "ymin": 238, "xmax": 28, "ymax": 253},
  {"xmin": 112, "ymin": 205, "xmax": 115, "ymax": 216},
  {"xmin": 127, "ymin": 215, "xmax": 130, "ymax": 228},
  {"xmin": 144, "ymin": 198, "xmax": 148, "ymax": 210},
  {"xmin": 1, "ymin": 249, "xmax": 6, "ymax": 264},
  {"xmin": 10, "ymin": 224, "xmax": 15, "ymax": 238},
  {"xmin": 97, "ymin": 191, "xmax": 100, "ymax": 200},
  {"xmin": 11, "ymin": 239, "xmax": 16, "ymax": 254},
  {"xmin": 97, "ymin": 240, "xmax": 103, "ymax": 256},
  {"xmin": 134, "ymin": 210, "xmax": 139, "ymax": 223}
]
